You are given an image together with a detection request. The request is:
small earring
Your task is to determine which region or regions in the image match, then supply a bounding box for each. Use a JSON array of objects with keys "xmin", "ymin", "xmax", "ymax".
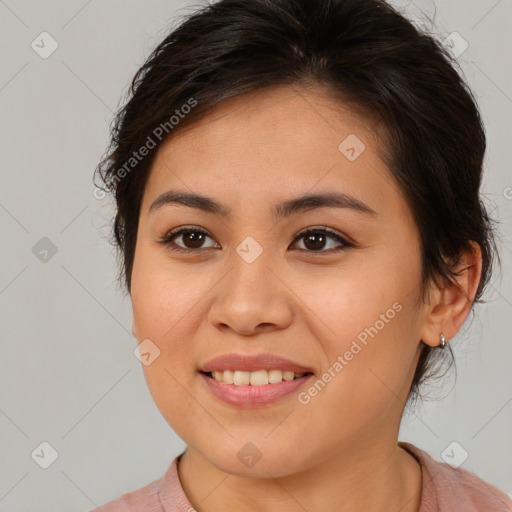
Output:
[{"xmin": 439, "ymin": 333, "xmax": 447, "ymax": 349}]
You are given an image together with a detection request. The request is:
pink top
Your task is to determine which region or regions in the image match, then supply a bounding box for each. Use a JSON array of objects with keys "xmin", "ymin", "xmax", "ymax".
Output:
[{"xmin": 92, "ymin": 441, "xmax": 512, "ymax": 511}]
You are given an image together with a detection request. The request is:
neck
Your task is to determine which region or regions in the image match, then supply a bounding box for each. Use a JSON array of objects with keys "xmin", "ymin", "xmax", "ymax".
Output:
[{"xmin": 177, "ymin": 436, "xmax": 422, "ymax": 512}]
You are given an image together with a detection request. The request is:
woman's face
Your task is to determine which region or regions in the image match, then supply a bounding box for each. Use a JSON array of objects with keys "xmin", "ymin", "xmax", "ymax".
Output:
[{"xmin": 131, "ymin": 85, "xmax": 428, "ymax": 477}]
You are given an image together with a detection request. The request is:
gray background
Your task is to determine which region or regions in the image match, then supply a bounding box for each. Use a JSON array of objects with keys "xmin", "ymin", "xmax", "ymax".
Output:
[{"xmin": 0, "ymin": 0, "xmax": 511, "ymax": 510}]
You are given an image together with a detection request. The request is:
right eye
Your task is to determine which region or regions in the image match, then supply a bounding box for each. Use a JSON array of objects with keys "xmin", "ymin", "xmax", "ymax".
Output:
[{"xmin": 157, "ymin": 226, "xmax": 220, "ymax": 253}]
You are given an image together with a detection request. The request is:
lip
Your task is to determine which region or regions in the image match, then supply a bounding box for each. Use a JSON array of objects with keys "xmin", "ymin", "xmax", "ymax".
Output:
[
  {"xmin": 199, "ymin": 353, "xmax": 315, "ymax": 374},
  {"xmin": 199, "ymin": 353, "xmax": 315, "ymax": 408},
  {"xmin": 200, "ymin": 372, "xmax": 314, "ymax": 408}
]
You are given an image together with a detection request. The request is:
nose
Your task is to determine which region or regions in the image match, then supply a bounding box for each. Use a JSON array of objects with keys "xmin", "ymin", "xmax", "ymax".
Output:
[{"xmin": 207, "ymin": 245, "xmax": 294, "ymax": 336}]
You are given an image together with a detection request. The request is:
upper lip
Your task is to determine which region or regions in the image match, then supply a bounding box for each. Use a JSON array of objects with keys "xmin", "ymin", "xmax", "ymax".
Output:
[{"xmin": 200, "ymin": 353, "xmax": 315, "ymax": 374}]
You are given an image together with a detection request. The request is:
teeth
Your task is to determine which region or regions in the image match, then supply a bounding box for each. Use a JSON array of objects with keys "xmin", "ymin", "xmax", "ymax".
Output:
[
  {"xmin": 234, "ymin": 371, "xmax": 250, "ymax": 385},
  {"xmin": 283, "ymin": 370, "xmax": 295, "ymax": 381},
  {"xmin": 250, "ymin": 370, "xmax": 268, "ymax": 386},
  {"xmin": 209, "ymin": 369, "xmax": 308, "ymax": 385},
  {"xmin": 268, "ymin": 369, "xmax": 284, "ymax": 383}
]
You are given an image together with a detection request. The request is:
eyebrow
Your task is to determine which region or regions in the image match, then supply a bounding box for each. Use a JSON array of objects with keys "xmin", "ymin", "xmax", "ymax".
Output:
[{"xmin": 148, "ymin": 189, "xmax": 377, "ymax": 219}]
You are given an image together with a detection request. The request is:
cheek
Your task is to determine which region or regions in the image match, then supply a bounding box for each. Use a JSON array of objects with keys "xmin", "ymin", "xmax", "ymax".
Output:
[
  {"xmin": 130, "ymin": 248, "xmax": 214, "ymax": 418},
  {"xmin": 295, "ymin": 302, "xmax": 421, "ymax": 439},
  {"xmin": 295, "ymin": 250, "xmax": 423, "ymax": 408},
  {"xmin": 131, "ymin": 243, "xmax": 209, "ymax": 341},
  {"xmin": 295, "ymin": 248, "xmax": 420, "ymax": 344}
]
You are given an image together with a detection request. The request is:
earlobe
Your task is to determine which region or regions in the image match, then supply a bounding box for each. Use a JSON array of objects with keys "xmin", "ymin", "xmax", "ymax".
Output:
[{"xmin": 420, "ymin": 241, "xmax": 483, "ymax": 348}]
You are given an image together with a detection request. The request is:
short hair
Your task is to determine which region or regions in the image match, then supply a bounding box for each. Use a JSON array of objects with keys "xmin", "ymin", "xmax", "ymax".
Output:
[{"xmin": 94, "ymin": 0, "xmax": 498, "ymax": 407}]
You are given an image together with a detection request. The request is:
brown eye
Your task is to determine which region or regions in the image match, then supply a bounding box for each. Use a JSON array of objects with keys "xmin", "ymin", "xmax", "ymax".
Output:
[
  {"xmin": 291, "ymin": 227, "xmax": 352, "ymax": 253},
  {"xmin": 158, "ymin": 226, "xmax": 219, "ymax": 252}
]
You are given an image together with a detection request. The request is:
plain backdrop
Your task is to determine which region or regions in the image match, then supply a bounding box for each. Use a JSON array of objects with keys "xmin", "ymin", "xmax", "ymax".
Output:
[{"xmin": 0, "ymin": 0, "xmax": 511, "ymax": 510}]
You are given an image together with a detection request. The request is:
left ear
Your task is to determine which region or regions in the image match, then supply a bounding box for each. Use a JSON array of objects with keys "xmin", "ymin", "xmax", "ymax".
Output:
[{"xmin": 420, "ymin": 241, "xmax": 483, "ymax": 347}]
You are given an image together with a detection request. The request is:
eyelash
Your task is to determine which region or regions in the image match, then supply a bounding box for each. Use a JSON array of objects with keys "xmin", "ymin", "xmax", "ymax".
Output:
[{"xmin": 157, "ymin": 225, "xmax": 354, "ymax": 254}]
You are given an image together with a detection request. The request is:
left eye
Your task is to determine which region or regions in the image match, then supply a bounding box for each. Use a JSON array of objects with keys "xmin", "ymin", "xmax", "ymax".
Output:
[
  {"xmin": 290, "ymin": 227, "xmax": 352, "ymax": 253},
  {"xmin": 157, "ymin": 226, "xmax": 352, "ymax": 253}
]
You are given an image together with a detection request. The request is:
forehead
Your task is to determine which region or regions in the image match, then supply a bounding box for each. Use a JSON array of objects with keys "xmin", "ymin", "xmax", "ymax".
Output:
[
  {"xmin": 159, "ymin": 84, "xmax": 382, "ymax": 158},
  {"xmin": 141, "ymin": 84, "xmax": 402, "ymax": 217}
]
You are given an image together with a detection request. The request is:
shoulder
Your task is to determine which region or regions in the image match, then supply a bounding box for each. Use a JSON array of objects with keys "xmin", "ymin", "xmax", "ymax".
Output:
[
  {"xmin": 89, "ymin": 454, "xmax": 192, "ymax": 512},
  {"xmin": 399, "ymin": 442, "xmax": 512, "ymax": 512},
  {"xmin": 89, "ymin": 477, "xmax": 163, "ymax": 512}
]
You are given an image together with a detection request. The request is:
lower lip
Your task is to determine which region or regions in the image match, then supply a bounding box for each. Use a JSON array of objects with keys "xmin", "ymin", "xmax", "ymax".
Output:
[{"xmin": 200, "ymin": 372, "xmax": 314, "ymax": 408}]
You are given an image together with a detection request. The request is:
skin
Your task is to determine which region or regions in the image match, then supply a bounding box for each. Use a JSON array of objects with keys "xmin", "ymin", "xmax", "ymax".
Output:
[{"xmin": 130, "ymin": 84, "xmax": 482, "ymax": 512}]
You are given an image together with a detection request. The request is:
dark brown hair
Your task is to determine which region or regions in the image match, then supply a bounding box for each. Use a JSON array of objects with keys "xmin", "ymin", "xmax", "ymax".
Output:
[{"xmin": 94, "ymin": 0, "xmax": 498, "ymax": 407}]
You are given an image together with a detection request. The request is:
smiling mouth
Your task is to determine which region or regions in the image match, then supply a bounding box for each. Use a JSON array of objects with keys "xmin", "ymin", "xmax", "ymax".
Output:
[{"xmin": 202, "ymin": 369, "xmax": 314, "ymax": 386}]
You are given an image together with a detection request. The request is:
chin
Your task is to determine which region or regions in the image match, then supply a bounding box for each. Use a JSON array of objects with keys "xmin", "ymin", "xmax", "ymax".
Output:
[
  {"xmin": 216, "ymin": 455, "xmax": 295, "ymax": 479},
  {"xmin": 200, "ymin": 441, "xmax": 306, "ymax": 479}
]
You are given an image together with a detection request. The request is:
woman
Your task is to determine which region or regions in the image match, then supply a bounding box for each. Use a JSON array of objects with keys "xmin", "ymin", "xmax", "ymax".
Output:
[{"xmin": 92, "ymin": 0, "xmax": 511, "ymax": 510}]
